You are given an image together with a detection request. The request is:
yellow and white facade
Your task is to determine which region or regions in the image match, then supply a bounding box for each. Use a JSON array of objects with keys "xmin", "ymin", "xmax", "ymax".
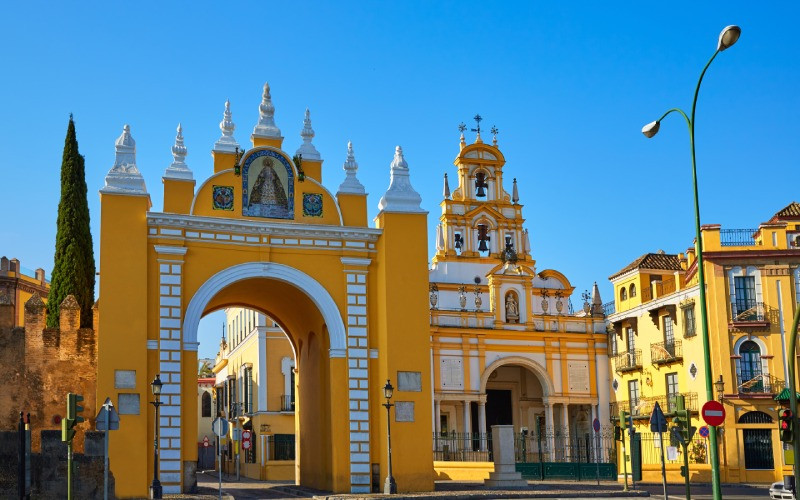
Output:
[
  {"xmin": 607, "ymin": 202, "xmax": 800, "ymax": 484},
  {"xmin": 429, "ymin": 130, "xmax": 611, "ymax": 450},
  {"xmin": 96, "ymin": 83, "xmax": 433, "ymax": 496}
]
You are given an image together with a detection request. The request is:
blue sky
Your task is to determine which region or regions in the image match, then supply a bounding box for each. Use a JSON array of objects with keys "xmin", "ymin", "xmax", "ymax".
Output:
[{"xmin": 1, "ymin": 3, "xmax": 797, "ymax": 360}]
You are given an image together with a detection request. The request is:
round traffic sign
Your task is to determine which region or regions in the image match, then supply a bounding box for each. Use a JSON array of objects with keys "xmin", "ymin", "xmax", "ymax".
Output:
[
  {"xmin": 242, "ymin": 430, "xmax": 252, "ymax": 441},
  {"xmin": 242, "ymin": 439, "xmax": 251, "ymax": 450},
  {"xmin": 592, "ymin": 418, "xmax": 601, "ymax": 433},
  {"xmin": 203, "ymin": 436, "xmax": 210, "ymax": 448},
  {"xmin": 698, "ymin": 425, "xmax": 709, "ymax": 438},
  {"xmin": 701, "ymin": 400, "xmax": 726, "ymax": 427}
]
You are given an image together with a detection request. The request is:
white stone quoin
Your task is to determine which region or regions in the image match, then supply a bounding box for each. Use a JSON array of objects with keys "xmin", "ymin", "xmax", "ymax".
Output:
[
  {"xmin": 101, "ymin": 124, "xmax": 148, "ymax": 194},
  {"xmin": 377, "ymin": 146, "xmax": 424, "ymax": 213}
]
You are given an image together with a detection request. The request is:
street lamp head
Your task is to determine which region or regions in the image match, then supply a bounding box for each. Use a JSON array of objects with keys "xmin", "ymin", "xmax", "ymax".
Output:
[
  {"xmin": 717, "ymin": 25, "xmax": 741, "ymax": 52},
  {"xmin": 151, "ymin": 374, "xmax": 163, "ymax": 396},
  {"xmin": 383, "ymin": 379, "xmax": 394, "ymax": 400},
  {"xmin": 641, "ymin": 120, "xmax": 660, "ymax": 138},
  {"xmin": 714, "ymin": 375, "xmax": 725, "ymax": 400}
]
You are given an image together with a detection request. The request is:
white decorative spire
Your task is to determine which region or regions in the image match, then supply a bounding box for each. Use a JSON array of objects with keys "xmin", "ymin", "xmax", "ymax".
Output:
[
  {"xmin": 252, "ymin": 82, "xmax": 281, "ymax": 138},
  {"xmin": 443, "ymin": 173, "xmax": 451, "ymax": 199},
  {"xmin": 523, "ymin": 228, "xmax": 531, "ymax": 254},
  {"xmin": 378, "ymin": 146, "xmax": 424, "ymax": 213},
  {"xmin": 436, "ymin": 224, "xmax": 445, "ymax": 251},
  {"xmin": 101, "ymin": 124, "xmax": 147, "ymax": 194},
  {"xmin": 295, "ymin": 108, "xmax": 321, "ymax": 160},
  {"xmin": 337, "ymin": 141, "xmax": 366, "ymax": 195},
  {"xmin": 164, "ymin": 123, "xmax": 193, "ymax": 180},
  {"xmin": 512, "ymin": 178, "xmax": 519, "ymax": 204},
  {"xmin": 213, "ymin": 100, "xmax": 239, "ymax": 153}
]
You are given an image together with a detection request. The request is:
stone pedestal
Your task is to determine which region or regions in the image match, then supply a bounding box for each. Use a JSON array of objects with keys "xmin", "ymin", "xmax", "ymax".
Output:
[{"xmin": 484, "ymin": 425, "xmax": 528, "ymax": 489}]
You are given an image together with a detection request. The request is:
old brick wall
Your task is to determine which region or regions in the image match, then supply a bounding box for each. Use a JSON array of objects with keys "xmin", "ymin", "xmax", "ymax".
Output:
[
  {"xmin": 0, "ymin": 430, "xmax": 115, "ymax": 500},
  {"xmin": 0, "ymin": 294, "xmax": 97, "ymax": 452}
]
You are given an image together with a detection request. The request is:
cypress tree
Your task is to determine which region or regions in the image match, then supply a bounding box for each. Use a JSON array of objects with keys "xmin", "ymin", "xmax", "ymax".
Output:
[{"xmin": 47, "ymin": 115, "xmax": 96, "ymax": 328}]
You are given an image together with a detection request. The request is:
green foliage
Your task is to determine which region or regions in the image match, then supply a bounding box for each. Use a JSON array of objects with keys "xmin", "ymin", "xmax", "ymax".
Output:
[{"xmin": 47, "ymin": 116, "xmax": 96, "ymax": 328}]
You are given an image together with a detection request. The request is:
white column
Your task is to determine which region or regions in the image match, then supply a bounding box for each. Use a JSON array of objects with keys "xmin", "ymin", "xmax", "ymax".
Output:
[
  {"xmin": 562, "ymin": 403, "xmax": 571, "ymax": 461},
  {"xmin": 463, "ymin": 400, "xmax": 472, "ymax": 450},
  {"xmin": 478, "ymin": 400, "xmax": 487, "ymax": 451},
  {"xmin": 545, "ymin": 402, "xmax": 555, "ymax": 459},
  {"xmin": 257, "ymin": 330, "xmax": 267, "ymax": 412},
  {"xmin": 434, "ymin": 400, "xmax": 441, "ymax": 434}
]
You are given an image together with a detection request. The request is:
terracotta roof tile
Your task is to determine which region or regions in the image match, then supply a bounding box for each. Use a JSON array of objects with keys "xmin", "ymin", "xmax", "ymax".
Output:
[
  {"xmin": 609, "ymin": 252, "xmax": 682, "ymax": 280},
  {"xmin": 771, "ymin": 201, "xmax": 800, "ymax": 221}
]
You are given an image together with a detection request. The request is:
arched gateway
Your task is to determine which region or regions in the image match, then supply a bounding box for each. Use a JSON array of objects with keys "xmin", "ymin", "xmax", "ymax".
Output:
[{"xmin": 96, "ymin": 85, "xmax": 433, "ymax": 497}]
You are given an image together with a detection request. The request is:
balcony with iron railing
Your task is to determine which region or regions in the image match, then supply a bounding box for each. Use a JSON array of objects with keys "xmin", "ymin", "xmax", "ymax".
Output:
[
  {"xmin": 650, "ymin": 340, "xmax": 682, "ymax": 365},
  {"xmin": 720, "ymin": 228, "xmax": 758, "ymax": 247},
  {"xmin": 281, "ymin": 394, "xmax": 295, "ymax": 412},
  {"xmin": 614, "ymin": 349, "xmax": 642, "ymax": 373},
  {"xmin": 736, "ymin": 374, "xmax": 785, "ymax": 397},
  {"xmin": 603, "ymin": 301, "xmax": 615, "ymax": 316},
  {"xmin": 610, "ymin": 392, "xmax": 698, "ymax": 417},
  {"xmin": 730, "ymin": 301, "xmax": 768, "ymax": 324}
]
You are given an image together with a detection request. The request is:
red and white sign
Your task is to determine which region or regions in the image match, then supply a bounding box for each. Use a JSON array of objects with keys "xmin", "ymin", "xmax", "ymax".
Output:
[
  {"xmin": 242, "ymin": 439, "xmax": 251, "ymax": 450},
  {"xmin": 242, "ymin": 430, "xmax": 252, "ymax": 442},
  {"xmin": 701, "ymin": 400, "xmax": 726, "ymax": 427},
  {"xmin": 202, "ymin": 436, "xmax": 210, "ymax": 448}
]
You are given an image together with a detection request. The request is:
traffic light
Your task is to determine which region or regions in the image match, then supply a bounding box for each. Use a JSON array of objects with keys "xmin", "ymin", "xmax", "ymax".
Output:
[
  {"xmin": 62, "ymin": 393, "xmax": 84, "ymax": 443},
  {"xmin": 680, "ymin": 465, "xmax": 688, "ymax": 478},
  {"xmin": 614, "ymin": 425, "xmax": 621, "ymax": 441},
  {"xmin": 779, "ymin": 409, "xmax": 793, "ymax": 443}
]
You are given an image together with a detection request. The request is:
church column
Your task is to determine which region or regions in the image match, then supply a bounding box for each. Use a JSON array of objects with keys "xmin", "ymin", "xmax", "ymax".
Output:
[
  {"xmin": 591, "ymin": 404, "xmax": 600, "ymax": 461},
  {"xmin": 478, "ymin": 396, "xmax": 487, "ymax": 451},
  {"xmin": 562, "ymin": 403, "xmax": 571, "ymax": 461},
  {"xmin": 463, "ymin": 400, "xmax": 472, "ymax": 450},
  {"xmin": 544, "ymin": 401, "xmax": 555, "ymax": 459},
  {"xmin": 434, "ymin": 400, "xmax": 441, "ymax": 433}
]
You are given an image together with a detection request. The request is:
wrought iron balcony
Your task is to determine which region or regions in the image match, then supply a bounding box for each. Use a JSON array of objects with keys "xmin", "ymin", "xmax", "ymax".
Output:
[
  {"xmin": 720, "ymin": 228, "xmax": 758, "ymax": 247},
  {"xmin": 610, "ymin": 399, "xmax": 645, "ymax": 417},
  {"xmin": 730, "ymin": 301, "xmax": 766, "ymax": 323},
  {"xmin": 737, "ymin": 374, "xmax": 784, "ymax": 396},
  {"xmin": 603, "ymin": 301, "xmax": 615, "ymax": 316},
  {"xmin": 650, "ymin": 340, "xmax": 682, "ymax": 365},
  {"xmin": 611, "ymin": 392, "xmax": 699, "ymax": 417},
  {"xmin": 614, "ymin": 349, "xmax": 642, "ymax": 373},
  {"xmin": 281, "ymin": 394, "xmax": 295, "ymax": 412}
]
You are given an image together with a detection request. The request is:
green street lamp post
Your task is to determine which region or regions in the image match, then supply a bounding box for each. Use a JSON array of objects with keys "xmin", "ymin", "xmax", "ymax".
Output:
[{"xmin": 642, "ymin": 25, "xmax": 741, "ymax": 500}]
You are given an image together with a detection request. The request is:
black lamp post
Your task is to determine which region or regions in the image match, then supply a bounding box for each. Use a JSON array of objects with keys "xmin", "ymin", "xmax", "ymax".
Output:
[
  {"xmin": 150, "ymin": 374, "xmax": 163, "ymax": 499},
  {"xmin": 715, "ymin": 375, "xmax": 725, "ymax": 403},
  {"xmin": 382, "ymin": 380, "xmax": 397, "ymax": 494}
]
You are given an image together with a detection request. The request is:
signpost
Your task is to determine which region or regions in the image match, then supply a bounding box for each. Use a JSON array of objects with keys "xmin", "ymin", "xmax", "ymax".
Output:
[
  {"xmin": 212, "ymin": 417, "xmax": 228, "ymax": 500},
  {"xmin": 650, "ymin": 402, "xmax": 669, "ymax": 500},
  {"xmin": 95, "ymin": 398, "xmax": 119, "ymax": 500},
  {"xmin": 593, "ymin": 418, "xmax": 601, "ymax": 486},
  {"xmin": 242, "ymin": 430, "xmax": 252, "ymax": 451},
  {"xmin": 203, "ymin": 436, "xmax": 210, "ymax": 448},
  {"xmin": 701, "ymin": 401, "xmax": 726, "ymax": 427},
  {"xmin": 628, "ymin": 413, "xmax": 637, "ymax": 490},
  {"xmin": 699, "ymin": 425, "xmax": 710, "ymax": 439}
]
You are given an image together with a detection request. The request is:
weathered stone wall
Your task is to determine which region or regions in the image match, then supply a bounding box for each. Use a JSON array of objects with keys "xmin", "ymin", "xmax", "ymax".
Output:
[
  {"xmin": 0, "ymin": 294, "xmax": 97, "ymax": 452},
  {"xmin": 0, "ymin": 430, "xmax": 115, "ymax": 499}
]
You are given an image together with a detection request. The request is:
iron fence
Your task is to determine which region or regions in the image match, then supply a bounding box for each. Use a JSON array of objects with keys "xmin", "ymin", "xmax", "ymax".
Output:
[
  {"xmin": 720, "ymin": 228, "xmax": 758, "ymax": 247},
  {"xmin": 730, "ymin": 301, "xmax": 766, "ymax": 322},
  {"xmin": 610, "ymin": 393, "xmax": 698, "ymax": 416},
  {"xmin": 603, "ymin": 301, "xmax": 615, "ymax": 316},
  {"xmin": 514, "ymin": 428, "xmax": 617, "ymax": 464},
  {"xmin": 265, "ymin": 434, "xmax": 295, "ymax": 461},
  {"xmin": 280, "ymin": 395, "xmax": 295, "ymax": 412},
  {"xmin": 650, "ymin": 340, "xmax": 682, "ymax": 365},
  {"xmin": 737, "ymin": 374, "xmax": 785, "ymax": 395},
  {"xmin": 636, "ymin": 431, "xmax": 709, "ymax": 465},
  {"xmin": 614, "ymin": 349, "xmax": 642, "ymax": 373},
  {"xmin": 433, "ymin": 432, "xmax": 492, "ymax": 462}
]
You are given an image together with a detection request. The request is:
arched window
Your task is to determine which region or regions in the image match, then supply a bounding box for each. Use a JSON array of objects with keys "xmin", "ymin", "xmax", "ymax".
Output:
[
  {"xmin": 739, "ymin": 340, "xmax": 762, "ymax": 382},
  {"xmin": 629, "ymin": 284, "xmax": 637, "ymax": 298},
  {"xmin": 737, "ymin": 411, "xmax": 773, "ymax": 424},
  {"xmin": 202, "ymin": 391, "xmax": 211, "ymax": 417},
  {"xmin": 620, "ymin": 288, "xmax": 627, "ymax": 301},
  {"xmin": 738, "ymin": 411, "xmax": 775, "ymax": 470}
]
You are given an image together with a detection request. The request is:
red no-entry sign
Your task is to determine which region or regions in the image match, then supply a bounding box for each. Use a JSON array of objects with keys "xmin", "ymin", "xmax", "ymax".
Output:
[{"xmin": 702, "ymin": 400, "xmax": 726, "ymax": 426}]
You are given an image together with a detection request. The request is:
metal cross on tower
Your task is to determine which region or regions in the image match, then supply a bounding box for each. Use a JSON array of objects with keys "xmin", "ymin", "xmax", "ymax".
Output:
[
  {"xmin": 491, "ymin": 125, "xmax": 499, "ymax": 142},
  {"xmin": 458, "ymin": 122, "xmax": 466, "ymax": 133},
  {"xmin": 471, "ymin": 114, "xmax": 482, "ymax": 134}
]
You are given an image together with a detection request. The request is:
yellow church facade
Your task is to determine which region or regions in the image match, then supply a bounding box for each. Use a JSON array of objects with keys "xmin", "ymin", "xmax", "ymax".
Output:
[
  {"xmin": 97, "ymin": 84, "xmax": 433, "ymax": 496},
  {"xmin": 607, "ymin": 202, "xmax": 800, "ymax": 484},
  {"xmin": 429, "ymin": 127, "xmax": 611, "ymax": 473}
]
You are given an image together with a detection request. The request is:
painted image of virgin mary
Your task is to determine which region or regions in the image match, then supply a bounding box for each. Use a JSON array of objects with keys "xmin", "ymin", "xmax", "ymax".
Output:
[{"xmin": 248, "ymin": 157, "xmax": 290, "ymax": 218}]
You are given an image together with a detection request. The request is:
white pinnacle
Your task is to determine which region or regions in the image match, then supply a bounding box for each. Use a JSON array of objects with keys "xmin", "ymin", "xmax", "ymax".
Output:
[
  {"xmin": 295, "ymin": 108, "xmax": 321, "ymax": 160},
  {"xmin": 512, "ymin": 178, "xmax": 519, "ymax": 204},
  {"xmin": 443, "ymin": 173, "xmax": 451, "ymax": 199},
  {"xmin": 377, "ymin": 146, "xmax": 424, "ymax": 213},
  {"xmin": 436, "ymin": 224, "xmax": 445, "ymax": 251},
  {"xmin": 337, "ymin": 141, "xmax": 365, "ymax": 195},
  {"xmin": 164, "ymin": 123, "xmax": 193, "ymax": 180},
  {"xmin": 101, "ymin": 124, "xmax": 147, "ymax": 194},
  {"xmin": 213, "ymin": 100, "xmax": 239, "ymax": 153},
  {"xmin": 252, "ymin": 82, "xmax": 281, "ymax": 138}
]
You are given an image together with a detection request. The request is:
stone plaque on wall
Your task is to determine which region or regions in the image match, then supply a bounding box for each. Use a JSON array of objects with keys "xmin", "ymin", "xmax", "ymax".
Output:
[
  {"xmin": 567, "ymin": 361, "xmax": 590, "ymax": 393},
  {"xmin": 398, "ymin": 371, "xmax": 422, "ymax": 392},
  {"xmin": 114, "ymin": 370, "xmax": 136, "ymax": 389},
  {"xmin": 395, "ymin": 402, "xmax": 415, "ymax": 422},
  {"xmin": 440, "ymin": 358, "xmax": 463, "ymax": 390},
  {"xmin": 118, "ymin": 393, "xmax": 140, "ymax": 415}
]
